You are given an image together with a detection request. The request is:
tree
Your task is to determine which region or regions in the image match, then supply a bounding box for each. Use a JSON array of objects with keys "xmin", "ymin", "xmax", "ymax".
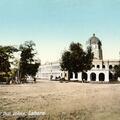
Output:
[
  {"xmin": 114, "ymin": 65, "xmax": 120, "ymax": 80},
  {"xmin": 60, "ymin": 42, "xmax": 93, "ymax": 81},
  {"xmin": 60, "ymin": 51, "xmax": 72, "ymax": 80},
  {"xmin": 0, "ymin": 46, "xmax": 18, "ymax": 83},
  {"xmin": 84, "ymin": 47, "xmax": 94, "ymax": 70},
  {"xmin": 19, "ymin": 41, "xmax": 40, "ymax": 82}
]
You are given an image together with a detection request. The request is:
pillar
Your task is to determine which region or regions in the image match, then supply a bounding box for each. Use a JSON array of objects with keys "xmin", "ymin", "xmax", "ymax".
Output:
[
  {"xmin": 87, "ymin": 72, "xmax": 91, "ymax": 82},
  {"xmin": 105, "ymin": 71, "xmax": 109, "ymax": 82},
  {"xmin": 96, "ymin": 73, "xmax": 99, "ymax": 82},
  {"xmin": 78, "ymin": 72, "xmax": 82, "ymax": 81},
  {"xmin": 72, "ymin": 72, "xmax": 75, "ymax": 80}
]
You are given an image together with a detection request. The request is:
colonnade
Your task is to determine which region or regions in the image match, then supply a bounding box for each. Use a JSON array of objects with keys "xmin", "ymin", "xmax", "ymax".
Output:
[{"xmin": 70, "ymin": 70, "xmax": 109, "ymax": 82}]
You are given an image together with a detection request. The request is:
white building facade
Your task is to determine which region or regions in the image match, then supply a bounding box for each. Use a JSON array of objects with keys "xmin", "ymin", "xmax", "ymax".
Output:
[
  {"xmin": 36, "ymin": 34, "xmax": 119, "ymax": 82},
  {"xmin": 36, "ymin": 62, "xmax": 68, "ymax": 80}
]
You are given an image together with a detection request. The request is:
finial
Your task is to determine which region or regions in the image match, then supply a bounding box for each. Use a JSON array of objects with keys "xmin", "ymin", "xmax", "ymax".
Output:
[{"xmin": 93, "ymin": 33, "xmax": 95, "ymax": 36}]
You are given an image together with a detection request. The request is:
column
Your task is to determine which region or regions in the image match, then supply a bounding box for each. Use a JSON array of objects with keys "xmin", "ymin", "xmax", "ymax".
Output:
[
  {"xmin": 87, "ymin": 72, "xmax": 91, "ymax": 82},
  {"xmin": 78, "ymin": 72, "xmax": 82, "ymax": 81},
  {"xmin": 72, "ymin": 72, "xmax": 75, "ymax": 80},
  {"xmin": 96, "ymin": 73, "xmax": 99, "ymax": 82},
  {"xmin": 105, "ymin": 71, "xmax": 109, "ymax": 82}
]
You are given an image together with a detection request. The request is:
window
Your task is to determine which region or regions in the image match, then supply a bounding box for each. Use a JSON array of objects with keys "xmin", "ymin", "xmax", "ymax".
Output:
[
  {"xmin": 109, "ymin": 65, "xmax": 112, "ymax": 69},
  {"xmin": 97, "ymin": 65, "xmax": 100, "ymax": 68},
  {"xmin": 102, "ymin": 65, "xmax": 105, "ymax": 68},
  {"xmin": 92, "ymin": 65, "xmax": 95, "ymax": 68}
]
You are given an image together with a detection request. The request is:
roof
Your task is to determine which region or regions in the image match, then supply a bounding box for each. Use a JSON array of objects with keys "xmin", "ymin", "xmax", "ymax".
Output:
[{"xmin": 88, "ymin": 34, "xmax": 102, "ymax": 45}]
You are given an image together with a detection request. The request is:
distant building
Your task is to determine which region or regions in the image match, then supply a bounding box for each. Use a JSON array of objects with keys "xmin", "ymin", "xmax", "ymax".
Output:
[
  {"xmin": 36, "ymin": 34, "xmax": 119, "ymax": 82},
  {"xmin": 36, "ymin": 62, "xmax": 68, "ymax": 80}
]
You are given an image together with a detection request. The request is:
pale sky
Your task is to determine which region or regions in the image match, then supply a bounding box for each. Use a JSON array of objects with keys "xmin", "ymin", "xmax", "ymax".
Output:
[{"xmin": 0, "ymin": 0, "xmax": 120, "ymax": 63}]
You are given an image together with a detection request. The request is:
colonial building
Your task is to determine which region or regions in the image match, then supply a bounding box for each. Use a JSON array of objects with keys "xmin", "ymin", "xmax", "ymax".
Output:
[
  {"xmin": 36, "ymin": 34, "xmax": 119, "ymax": 82},
  {"xmin": 36, "ymin": 62, "xmax": 68, "ymax": 80}
]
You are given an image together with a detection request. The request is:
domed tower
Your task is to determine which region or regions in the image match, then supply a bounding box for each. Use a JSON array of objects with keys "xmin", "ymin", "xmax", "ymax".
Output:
[{"xmin": 87, "ymin": 34, "xmax": 103, "ymax": 60}]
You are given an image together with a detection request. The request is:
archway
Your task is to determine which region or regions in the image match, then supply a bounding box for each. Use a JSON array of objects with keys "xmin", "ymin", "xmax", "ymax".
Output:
[
  {"xmin": 70, "ymin": 72, "xmax": 73, "ymax": 79},
  {"xmin": 109, "ymin": 72, "xmax": 113, "ymax": 81},
  {"xmin": 75, "ymin": 72, "xmax": 78, "ymax": 79},
  {"xmin": 99, "ymin": 73, "xmax": 105, "ymax": 81},
  {"xmin": 82, "ymin": 72, "xmax": 87, "ymax": 81},
  {"xmin": 90, "ymin": 73, "xmax": 96, "ymax": 81}
]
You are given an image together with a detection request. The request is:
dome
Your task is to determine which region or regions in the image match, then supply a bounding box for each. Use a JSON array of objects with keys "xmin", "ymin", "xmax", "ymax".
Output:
[{"xmin": 88, "ymin": 34, "xmax": 102, "ymax": 45}]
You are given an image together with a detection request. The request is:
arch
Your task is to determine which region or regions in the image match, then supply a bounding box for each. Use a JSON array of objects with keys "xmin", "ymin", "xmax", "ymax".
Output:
[
  {"xmin": 82, "ymin": 72, "xmax": 87, "ymax": 81},
  {"xmin": 90, "ymin": 73, "xmax": 96, "ymax": 81},
  {"xmin": 70, "ymin": 72, "xmax": 73, "ymax": 78},
  {"xmin": 75, "ymin": 72, "xmax": 78, "ymax": 79},
  {"xmin": 99, "ymin": 73, "xmax": 105, "ymax": 81},
  {"xmin": 65, "ymin": 73, "xmax": 67, "ymax": 77},
  {"xmin": 109, "ymin": 72, "xmax": 113, "ymax": 81}
]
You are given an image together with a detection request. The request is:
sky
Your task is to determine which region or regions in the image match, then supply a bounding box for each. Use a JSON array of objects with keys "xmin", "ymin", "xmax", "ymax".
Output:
[{"xmin": 0, "ymin": 0, "xmax": 120, "ymax": 63}]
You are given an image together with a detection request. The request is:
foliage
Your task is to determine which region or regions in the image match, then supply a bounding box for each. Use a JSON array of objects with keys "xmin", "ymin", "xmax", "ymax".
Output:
[
  {"xmin": 114, "ymin": 65, "xmax": 120, "ymax": 80},
  {"xmin": 2, "ymin": 46, "xmax": 18, "ymax": 58},
  {"xmin": 0, "ymin": 46, "xmax": 18, "ymax": 83},
  {"xmin": 84, "ymin": 47, "xmax": 94, "ymax": 70},
  {"xmin": 60, "ymin": 51, "xmax": 71, "ymax": 72},
  {"xmin": 60, "ymin": 42, "xmax": 93, "ymax": 80},
  {"xmin": 0, "ymin": 48, "xmax": 10, "ymax": 73},
  {"xmin": 0, "ymin": 46, "xmax": 18, "ymax": 73},
  {"xmin": 19, "ymin": 40, "xmax": 40, "ymax": 81}
]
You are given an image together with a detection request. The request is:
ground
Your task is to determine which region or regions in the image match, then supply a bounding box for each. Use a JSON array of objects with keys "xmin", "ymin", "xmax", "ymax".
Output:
[{"xmin": 0, "ymin": 80, "xmax": 120, "ymax": 120}]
